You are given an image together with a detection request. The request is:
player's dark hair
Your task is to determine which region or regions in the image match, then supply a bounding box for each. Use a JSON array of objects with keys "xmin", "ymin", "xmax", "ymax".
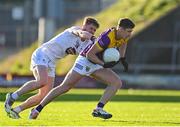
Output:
[
  {"xmin": 118, "ymin": 18, "xmax": 135, "ymax": 29},
  {"xmin": 84, "ymin": 16, "xmax": 100, "ymax": 28}
]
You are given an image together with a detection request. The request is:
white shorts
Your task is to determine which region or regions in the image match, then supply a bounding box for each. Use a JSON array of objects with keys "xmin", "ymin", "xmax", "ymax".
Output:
[
  {"xmin": 30, "ymin": 48, "xmax": 56, "ymax": 77},
  {"xmin": 72, "ymin": 55, "xmax": 103, "ymax": 76}
]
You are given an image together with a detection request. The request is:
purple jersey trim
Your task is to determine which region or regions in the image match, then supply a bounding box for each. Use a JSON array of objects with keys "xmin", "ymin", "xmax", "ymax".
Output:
[
  {"xmin": 80, "ymin": 42, "xmax": 94, "ymax": 56},
  {"xmin": 97, "ymin": 29, "xmax": 111, "ymax": 49}
]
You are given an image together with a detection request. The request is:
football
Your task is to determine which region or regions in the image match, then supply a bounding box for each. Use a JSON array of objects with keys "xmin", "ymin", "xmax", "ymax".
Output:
[{"xmin": 103, "ymin": 48, "xmax": 120, "ymax": 63}]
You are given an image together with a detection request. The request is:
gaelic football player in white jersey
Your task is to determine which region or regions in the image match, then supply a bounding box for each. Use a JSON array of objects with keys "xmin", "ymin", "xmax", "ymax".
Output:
[{"xmin": 4, "ymin": 17, "xmax": 99, "ymax": 119}]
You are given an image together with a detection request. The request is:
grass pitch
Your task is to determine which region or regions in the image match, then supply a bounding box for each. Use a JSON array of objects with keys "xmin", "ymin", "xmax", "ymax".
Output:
[{"xmin": 0, "ymin": 88, "xmax": 180, "ymax": 126}]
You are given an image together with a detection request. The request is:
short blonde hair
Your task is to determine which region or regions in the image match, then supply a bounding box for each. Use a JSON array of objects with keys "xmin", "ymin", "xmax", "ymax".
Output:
[{"xmin": 83, "ymin": 16, "xmax": 100, "ymax": 28}]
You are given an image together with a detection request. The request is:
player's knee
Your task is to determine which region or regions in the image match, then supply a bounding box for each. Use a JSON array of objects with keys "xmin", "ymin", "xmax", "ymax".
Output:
[
  {"xmin": 36, "ymin": 79, "xmax": 48, "ymax": 87},
  {"xmin": 62, "ymin": 83, "xmax": 73, "ymax": 93},
  {"xmin": 66, "ymin": 84, "xmax": 73, "ymax": 92},
  {"xmin": 114, "ymin": 79, "xmax": 122, "ymax": 88}
]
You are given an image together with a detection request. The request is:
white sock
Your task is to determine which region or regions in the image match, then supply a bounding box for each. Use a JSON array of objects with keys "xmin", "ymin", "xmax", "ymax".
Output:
[
  {"xmin": 13, "ymin": 106, "xmax": 22, "ymax": 113},
  {"xmin": 11, "ymin": 92, "xmax": 19, "ymax": 100}
]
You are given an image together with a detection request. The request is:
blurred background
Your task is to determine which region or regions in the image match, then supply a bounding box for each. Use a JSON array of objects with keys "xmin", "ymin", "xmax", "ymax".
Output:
[{"xmin": 0, "ymin": 0, "xmax": 180, "ymax": 89}]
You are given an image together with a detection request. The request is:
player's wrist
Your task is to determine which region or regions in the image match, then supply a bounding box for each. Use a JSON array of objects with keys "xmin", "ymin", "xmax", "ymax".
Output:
[
  {"xmin": 120, "ymin": 57, "xmax": 126, "ymax": 60},
  {"xmin": 101, "ymin": 62, "xmax": 105, "ymax": 66}
]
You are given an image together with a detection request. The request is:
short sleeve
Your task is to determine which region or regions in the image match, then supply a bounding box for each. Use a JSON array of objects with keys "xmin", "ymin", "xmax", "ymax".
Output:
[{"xmin": 96, "ymin": 29, "xmax": 111, "ymax": 49}]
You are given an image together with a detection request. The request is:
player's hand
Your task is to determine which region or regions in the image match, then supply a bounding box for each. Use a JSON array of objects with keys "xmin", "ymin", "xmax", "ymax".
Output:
[
  {"xmin": 103, "ymin": 61, "xmax": 119, "ymax": 68},
  {"xmin": 65, "ymin": 47, "xmax": 76, "ymax": 55},
  {"xmin": 120, "ymin": 57, "xmax": 128, "ymax": 72},
  {"xmin": 80, "ymin": 31, "xmax": 92, "ymax": 40},
  {"xmin": 91, "ymin": 36, "xmax": 96, "ymax": 42}
]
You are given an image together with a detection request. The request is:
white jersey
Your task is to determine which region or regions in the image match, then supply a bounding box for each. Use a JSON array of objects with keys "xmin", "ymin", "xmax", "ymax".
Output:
[{"xmin": 39, "ymin": 26, "xmax": 92, "ymax": 62}]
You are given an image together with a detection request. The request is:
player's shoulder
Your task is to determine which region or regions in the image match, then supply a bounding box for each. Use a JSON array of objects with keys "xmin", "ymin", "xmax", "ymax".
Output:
[
  {"xmin": 63, "ymin": 26, "xmax": 82, "ymax": 36},
  {"xmin": 69, "ymin": 26, "xmax": 81, "ymax": 31},
  {"xmin": 100, "ymin": 27, "xmax": 115, "ymax": 37}
]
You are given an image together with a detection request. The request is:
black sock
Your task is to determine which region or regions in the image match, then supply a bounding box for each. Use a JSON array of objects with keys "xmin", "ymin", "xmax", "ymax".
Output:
[
  {"xmin": 97, "ymin": 102, "xmax": 104, "ymax": 109},
  {"xmin": 36, "ymin": 104, "xmax": 43, "ymax": 113}
]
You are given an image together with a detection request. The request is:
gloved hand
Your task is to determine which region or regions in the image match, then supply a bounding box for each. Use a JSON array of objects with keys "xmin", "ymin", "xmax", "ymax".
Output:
[
  {"xmin": 103, "ymin": 61, "xmax": 119, "ymax": 68},
  {"xmin": 120, "ymin": 57, "xmax": 128, "ymax": 72}
]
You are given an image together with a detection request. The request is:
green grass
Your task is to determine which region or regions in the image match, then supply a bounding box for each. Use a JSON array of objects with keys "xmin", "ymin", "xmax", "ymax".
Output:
[
  {"xmin": 1, "ymin": 89, "xmax": 180, "ymax": 126},
  {"xmin": 0, "ymin": 0, "xmax": 179, "ymax": 75}
]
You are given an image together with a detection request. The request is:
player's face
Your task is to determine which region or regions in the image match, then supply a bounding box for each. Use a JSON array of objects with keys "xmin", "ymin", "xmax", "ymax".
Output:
[
  {"xmin": 82, "ymin": 24, "xmax": 97, "ymax": 35},
  {"xmin": 119, "ymin": 27, "xmax": 133, "ymax": 39}
]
